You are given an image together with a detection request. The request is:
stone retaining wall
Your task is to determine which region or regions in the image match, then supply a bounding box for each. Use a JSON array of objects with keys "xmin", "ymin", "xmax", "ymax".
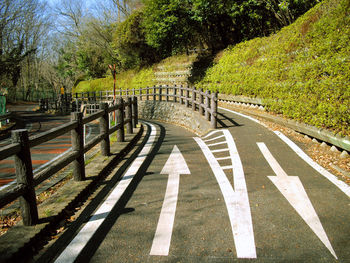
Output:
[{"xmin": 138, "ymin": 101, "xmax": 211, "ymax": 136}]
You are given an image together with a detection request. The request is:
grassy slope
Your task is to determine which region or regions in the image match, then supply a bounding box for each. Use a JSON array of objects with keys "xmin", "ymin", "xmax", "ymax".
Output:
[
  {"xmin": 73, "ymin": 54, "xmax": 197, "ymax": 93},
  {"xmin": 74, "ymin": 67, "xmax": 155, "ymax": 93},
  {"xmin": 197, "ymin": 0, "xmax": 350, "ymax": 135}
]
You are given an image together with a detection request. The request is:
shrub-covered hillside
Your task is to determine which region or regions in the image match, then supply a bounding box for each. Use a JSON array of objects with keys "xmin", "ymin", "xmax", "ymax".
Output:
[
  {"xmin": 74, "ymin": 67, "xmax": 155, "ymax": 93},
  {"xmin": 197, "ymin": 0, "xmax": 350, "ymax": 136}
]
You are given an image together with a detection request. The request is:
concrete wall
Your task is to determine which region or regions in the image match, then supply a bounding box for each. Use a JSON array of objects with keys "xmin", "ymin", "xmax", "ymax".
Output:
[{"xmin": 138, "ymin": 101, "xmax": 212, "ymax": 136}]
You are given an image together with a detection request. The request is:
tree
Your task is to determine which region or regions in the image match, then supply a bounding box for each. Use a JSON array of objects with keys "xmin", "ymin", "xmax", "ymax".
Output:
[
  {"xmin": 113, "ymin": 10, "xmax": 158, "ymax": 69},
  {"xmin": 142, "ymin": 0, "xmax": 194, "ymax": 57},
  {"xmin": 0, "ymin": 0, "xmax": 50, "ymax": 100}
]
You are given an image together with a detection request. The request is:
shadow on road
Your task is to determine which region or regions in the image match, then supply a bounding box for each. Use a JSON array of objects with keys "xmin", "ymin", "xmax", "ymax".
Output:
[
  {"xmin": 36, "ymin": 122, "xmax": 166, "ymax": 263},
  {"xmin": 217, "ymin": 112, "xmax": 242, "ymax": 128}
]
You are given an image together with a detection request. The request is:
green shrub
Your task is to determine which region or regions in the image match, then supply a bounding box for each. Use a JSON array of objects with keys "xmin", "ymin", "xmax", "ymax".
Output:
[
  {"xmin": 197, "ymin": 0, "xmax": 350, "ymax": 135},
  {"xmin": 74, "ymin": 67, "xmax": 155, "ymax": 93}
]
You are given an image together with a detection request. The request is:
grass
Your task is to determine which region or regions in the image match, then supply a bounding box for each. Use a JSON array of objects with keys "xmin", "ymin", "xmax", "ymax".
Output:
[{"xmin": 196, "ymin": 0, "xmax": 350, "ymax": 136}]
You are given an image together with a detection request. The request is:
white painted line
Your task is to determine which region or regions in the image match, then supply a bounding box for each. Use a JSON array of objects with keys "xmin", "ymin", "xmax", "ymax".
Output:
[
  {"xmin": 150, "ymin": 145, "xmax": 190, "ymax": 256},
  {"xmin": 203, "ymin": 130, "xmax": 223, "ymax": 139},
  {"xmin": 274, "ymin": 131, "xmax": 350, "ymax": 198},
  {"xmin": 207, "ymin": 141, "xmax": 227, "ymax": 147},
  {"xmin": 221, "ymin": 165, "xmax": 233, "ymax": 170},
  {"xmin": 55, "ymin": 123, "xmax": 157, "ymax": 263},
  {"xmin": 257, "ymin": 142, "xmax": 337, "ymax": 259},
  {"xmin": 218, "ymin": 106, "xmax": 268, "ymax": 128},
  {"xmin": 212, "ymin": 148, "xmax": 229, "ymax": 153},
  {"xmin": 216, "ymin": 156, "xmax": 231, "ymax": 161},
  {"xmin": 194, "ymin": 131, "xmax": 256, "ymax": 259},
  {"xmin": 204, "ymin": 134, "xmax": 225, "ymax": 142},
  {"xmin": 219, "ymin": 105, "xmax": 349, "ymax": 197}
]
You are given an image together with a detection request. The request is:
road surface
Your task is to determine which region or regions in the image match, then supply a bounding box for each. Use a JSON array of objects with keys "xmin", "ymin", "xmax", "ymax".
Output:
[{"xmin": 38, "ymin": 107, "xmax": 350, "ymax": 262}]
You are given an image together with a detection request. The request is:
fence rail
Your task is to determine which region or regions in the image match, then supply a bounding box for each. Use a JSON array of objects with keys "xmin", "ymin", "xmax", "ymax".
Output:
[
  {"xmin": 46, "ymin": 85, "xmax": 217, "ymax": 129},
  {"xmin": 0, "ymin": 97, "xmax": 138, "ymax": 226}
]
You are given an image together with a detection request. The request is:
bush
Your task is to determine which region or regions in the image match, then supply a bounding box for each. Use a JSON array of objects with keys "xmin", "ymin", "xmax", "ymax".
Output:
[
  {"xmin": 197, "ymin": 0, "xmax": 350, "ymax": 135},
  {"xmin": 74, "ymin": 67, "xmax": 155, "ymax": 93}
]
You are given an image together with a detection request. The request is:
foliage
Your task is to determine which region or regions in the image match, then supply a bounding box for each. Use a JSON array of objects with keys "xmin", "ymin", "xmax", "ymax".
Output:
[
  {"xmin": 113, "ymin": 10, "xmax": 158, "ymax": 69},
  {"xmin": 73, "ymin": 67, "xmax": 155, "ymax": 93},
  {"xmin": 142, "ymin": 0, "xmax": 194, "ymax": 56},
  {"xmin": 197, "ymin": 0, "xmax": 350, "ymax": 135},
  {"xmin": 141, "ymin": 0, "xmax": 318, "ymax": 56}
]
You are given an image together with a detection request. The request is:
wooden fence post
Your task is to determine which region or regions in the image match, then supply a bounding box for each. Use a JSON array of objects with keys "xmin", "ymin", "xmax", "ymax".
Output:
[
  {"xmin": 166, "ymin": 85, "xmax": 169, "ymax": 102},
  {"xmin": 205, "ymin": 90, "xmax": 210, "ymax": 121},
  {"xmin": 146, "ymin": 87, "xmax": 149, "ymax": 101},
  {"xmin": 211, "ymin": 92, "xmax": 218, "ymax": 129},
  {"xmin": 126, "ymin": 97, "xmax": 133, "ymax": 134},
  {"xmin": 185, "ymin": 86, "xmax": 189, "ymax": 107},
  {"xmin": 199, "ymin": 88, "xmax": 204, "ymax": 116},
  {"xmin": 139, "ymin": 87, "xmax": 142, "ymax": 101},
  {"xmin": 192, "ymin": 87, "xmax": 196, "ymax": 111},
  {"xmin": 159, "ymin": 86, "xmax": 162, "ymax": 101},
  {"xmin": 180, "ymin": 85, "xmax": 184, "ymax": 104},
  {"xmin": 116, "ymin": 98, "xmax": 125, "ymax": 142},
  {"xmin": 99, "ymin": 103, "xmax": 110, "ymax": 156},
  {"xmin": 71, "ymin": 112, "xmax": 85, "ymax": 181},
  {"xmin": 132, "ymin": 96, "xmax": 138, "ymax": 128},
  {"xmin": 174, "ymin": 85, "xmax": 177, "ymax": 103},
  {"xmin": 153, "ymin": 86, "xmax": 156, "ymax": 101},
  {"xmin": 11, "ymin": 129, "xmax": 38, "ymax": 226}
]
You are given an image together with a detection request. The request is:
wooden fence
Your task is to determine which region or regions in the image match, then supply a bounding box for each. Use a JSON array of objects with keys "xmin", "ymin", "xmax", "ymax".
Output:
[
  {"xmin": 0, "ymin": 98, "xmax": 138, "ymax": 226},
  {"xmin": 51, "ymin": 85, "xmax": 217, "ymax": 129}
]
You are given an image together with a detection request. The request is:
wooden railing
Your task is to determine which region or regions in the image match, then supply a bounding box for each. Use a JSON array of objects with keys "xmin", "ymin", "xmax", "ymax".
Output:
[
  {"xmin": 71, "ymin": 85, "xmax": 217, "ymax": 129},
  {"xmin": 0, "ymin": 98, "xmax": 138, "ymax": 226}
]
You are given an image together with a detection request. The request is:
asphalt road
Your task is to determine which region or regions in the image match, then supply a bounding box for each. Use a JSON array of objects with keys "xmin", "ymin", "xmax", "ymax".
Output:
[{"xmin": 45, "ymin": 108, "xmax": 350, "ymax": 263}]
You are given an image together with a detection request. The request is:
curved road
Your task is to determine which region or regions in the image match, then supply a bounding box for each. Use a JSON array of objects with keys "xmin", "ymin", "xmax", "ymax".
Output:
[{"xmin": 40, "ymin": 107, "xmax": 350, "ymax": 263}]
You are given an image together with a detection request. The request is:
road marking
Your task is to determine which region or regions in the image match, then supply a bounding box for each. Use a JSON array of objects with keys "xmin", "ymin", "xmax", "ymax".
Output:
[
  {"xmin": 257, "ymin": 142, "xmax": 337, "ymax": 259},
  {"xmin": 216, "ymin": 156, "xmax": 231, "ymax": 161},
  {"xmin": 204, "ymin": 134, "xmax": 225, "ymax": 142},
  {"xmin": 211, "ymin": 148, "xmax": 229, "ymax": 153},
  {"xmin": 150, "ymin": 145, "xmax": 190, "ymax": 256},
  {"xmin": 219, "ymin": 105, "xmax": 350, "ymax": 198},
  {"xmin": 194, "ymin": 130, "xmax": 256, "ymax": 259},
  {"xmin": 274, "ymin": 131, "xmax": 350, "ymax": 198},
  {"xmin": 54, "ymin": 123, "xmax": 157, "ymax": 263},
  {"xmin": 218, "ymin": 106, "xmax": 268, "ymax": 128},
  {"xmin": 207, "ymin": 141, "xmax": 227, "ymax": 147}
]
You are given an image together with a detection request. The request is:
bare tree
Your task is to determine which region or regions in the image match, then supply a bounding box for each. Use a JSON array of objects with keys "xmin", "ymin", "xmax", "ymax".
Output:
[{"xmin": 0, "ymin": 0, "xmax": 51, "ymax": 100}]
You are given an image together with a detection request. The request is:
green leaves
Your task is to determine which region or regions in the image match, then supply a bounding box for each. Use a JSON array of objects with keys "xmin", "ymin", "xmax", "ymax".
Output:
[{"xmin": 197, "ymin": 0, "xmax": 350, "ymax": 135}]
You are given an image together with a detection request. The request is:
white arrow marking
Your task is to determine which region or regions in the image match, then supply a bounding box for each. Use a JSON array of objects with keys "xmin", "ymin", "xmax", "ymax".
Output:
[
  {"xmin": 257, "ymin": 142, "xmax": 337, "ymax": 259},
  {"xmin": 195, "ymin": 130, "xmax": 256, "ymax": 259},
  {"xmin": 150, "ymin": 145, "xmax": 190, "ymax": 256}
]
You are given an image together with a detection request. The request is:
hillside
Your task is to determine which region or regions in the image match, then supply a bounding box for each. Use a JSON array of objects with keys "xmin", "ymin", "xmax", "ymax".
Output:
[{"xmin": 196, "ymin": 0, "xmax": 350, "ymax": 136}]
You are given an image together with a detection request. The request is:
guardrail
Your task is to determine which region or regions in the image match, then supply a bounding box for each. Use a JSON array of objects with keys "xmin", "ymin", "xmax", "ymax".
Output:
[{"xmin": 0, "ymin": 98, "xmax": 138, "ymax": 226}]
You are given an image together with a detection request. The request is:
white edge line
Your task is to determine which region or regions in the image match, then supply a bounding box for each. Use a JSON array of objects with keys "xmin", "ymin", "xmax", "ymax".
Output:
[
  {"xmin": 218, "ymin": 106, "xmax": 268, "ymax": 128},
  {"xmin": 220, "ymin": 105, "xmax": 350, "ymax": 198},
  {"xmin": 54, "ymin": 122, "xmax": 157, "ymax": 263},
  {"xmin": 274, "ymin": 131, "xmax": 350, "ymax": 198}
]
